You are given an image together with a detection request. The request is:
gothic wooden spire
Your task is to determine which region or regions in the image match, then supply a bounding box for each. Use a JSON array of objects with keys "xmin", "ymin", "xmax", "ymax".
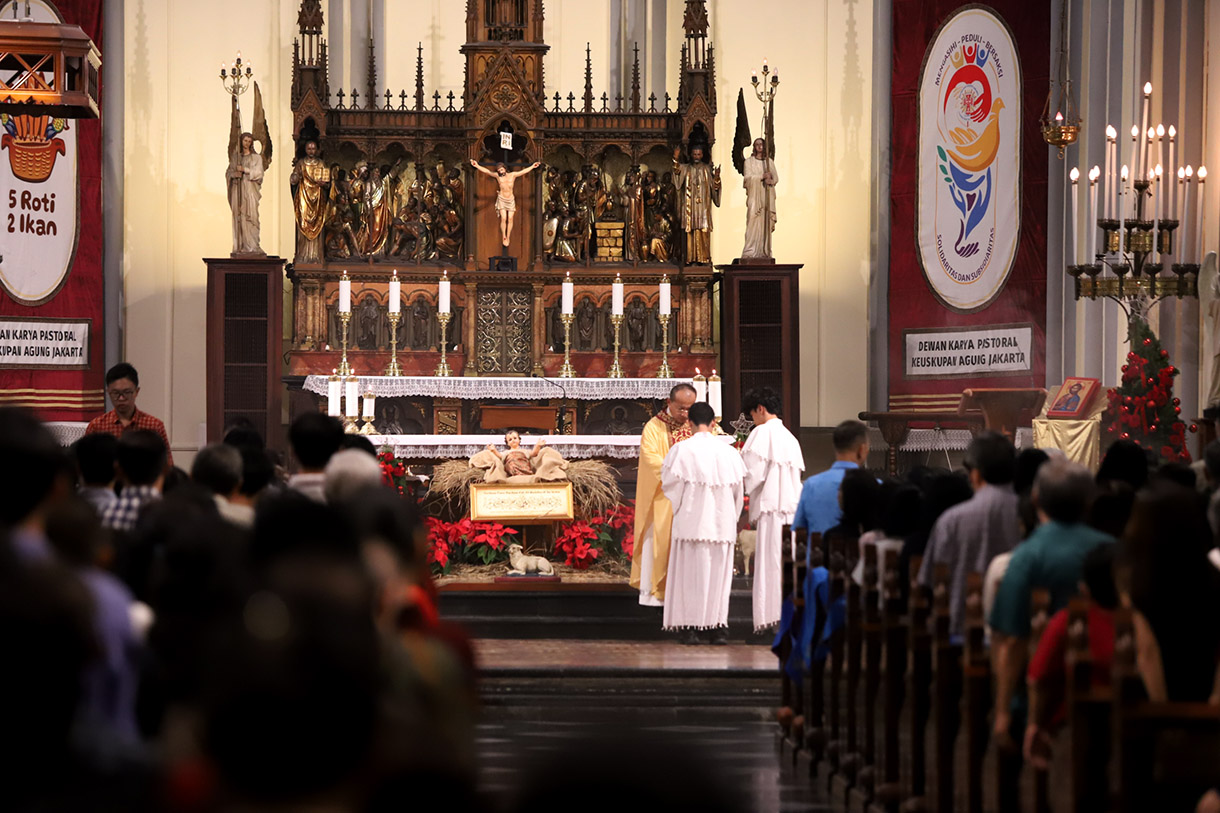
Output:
[
  {"xmin": 630, "ymin": 42, "xmax": 641, "ymax": 112},
  {"xmin": 583, "ymin": 43, "xmax": 593, "ymax": 113},
  {"xmin": 414, "ymin": 42, "xmax": 425, "ymax": 111},
  {"xmin": 366, "ymin": 37, "xmax": 377, "ymax": 109}
]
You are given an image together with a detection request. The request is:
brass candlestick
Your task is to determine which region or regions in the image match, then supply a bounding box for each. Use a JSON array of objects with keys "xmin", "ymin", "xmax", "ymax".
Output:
[
  {"xmin": 337, "ymin": 311, "xmax": 353, "ymax": 377},
  {"xmin": 343, "ymin": 375, "xmax": 360, "ymax": 433},
  {"xmin": 385, "ymin": 312, "xmax": 403, "ymax": 376},
  {"xmin": 656, "ymin": 313, "xmax": 673, "ymax": 378},
  {"xmin": 435, "ymin": 312, "xmax": 452, "ymax": 377},
  {"xmin": 608, "ymin": 314, "xmax": 625, "ymax": 378},
  {"xmin": 559, "ymin": 313, "xmax": 576, "ymax": 378},
  {"xmin": 359, "ymin": 392, "xmax": 377, "ymax": 435}
]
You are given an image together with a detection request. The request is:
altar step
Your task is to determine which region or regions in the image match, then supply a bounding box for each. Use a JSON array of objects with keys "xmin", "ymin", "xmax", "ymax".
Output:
[{"xmin": 439, "ymin": 576, "xmax": 772, "ymax": 643}]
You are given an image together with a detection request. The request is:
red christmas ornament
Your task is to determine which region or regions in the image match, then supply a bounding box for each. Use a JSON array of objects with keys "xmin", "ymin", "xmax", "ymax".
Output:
[
  {"xmin": 1167, "ymin": 366, "xmax": 1176, "ymax": 374},
  {"xmin": 1127, "ymin": 352, "xmax": 1137, "ymax": 360},
  {"xmin": 1147, "ymin": 399, "xmax": 1157, "ymax": 409},
  {"xmin": 1120, "ymin": 432, "xmax": 1130, "ymax": 440},
  {"xmin": 1175, "ymin": 406, "xmax": 1182, "ymax": 414},
  {"xmin": 1173, "ymin": 397, "xmax": 1181, "ymax": 406},
  {"xmin": 1161, "ymin": 349, "xmax": 1169, "ymax": 358},
  {"xmin": 1147, "ymin": 377, "xmax": 1155, "ymax": 387},
  {"xmin": 1122, "ymin": 365, "xmax": 1129, "ymax": 373},
  {"xmin": 1143, "ymin": 338, "xmax": 1152, "ymax": 346},
  {"xmin": 1190, "ymin": 424, "xmax": 1198, "ymax": 433}
]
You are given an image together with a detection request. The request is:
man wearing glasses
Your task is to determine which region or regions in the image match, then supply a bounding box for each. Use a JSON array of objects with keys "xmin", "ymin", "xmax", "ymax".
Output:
[{"xmin": 86, "ymin": 363, "xmax": 173, "ymax": 466}]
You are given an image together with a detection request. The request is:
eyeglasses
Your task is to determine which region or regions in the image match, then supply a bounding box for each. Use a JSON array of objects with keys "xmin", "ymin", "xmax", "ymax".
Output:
[{"xmin": 108, "ymin": 388, "xmax": 136, "ymax": 400}]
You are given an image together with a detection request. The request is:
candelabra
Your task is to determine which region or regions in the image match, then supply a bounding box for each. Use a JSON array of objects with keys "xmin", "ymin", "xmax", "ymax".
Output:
[
  {"xmin": 435, "ymin": 312, "xmax": 452, "ymax": 377},
  {"xmin": 1070, "ymin": 176, "xmax": 1198, "ymax": 326},
  {"xmin": 559, "ymin": 314, "xmax": 576, "ymax": 378},
  {"xmin": 385, "ymin": 312, "xmax": 403, "ymax": 376},
  {"xmin": 656, "ymin": 314, "xmax": 673, "ymax": 378},
  {"xmin": 607, "ymin": 314, "xmax": 625, "ymax": 379},
  {"xmin": 337, "ymin": 311, "xmax": 353, "ymax": 377},
  {"xmin": 219, "ymin": 51, "xmax": 254, "ymax": 99}
]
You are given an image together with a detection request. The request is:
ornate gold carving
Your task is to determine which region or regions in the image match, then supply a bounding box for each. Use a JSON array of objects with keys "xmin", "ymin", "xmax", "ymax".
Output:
[
  {"xmin": 477, "ymin": 287, "xmax": 533, "ymax": 375},
  {"xmin": 491, "ymin": 82, "xmax": 521, "ymax": 110}
]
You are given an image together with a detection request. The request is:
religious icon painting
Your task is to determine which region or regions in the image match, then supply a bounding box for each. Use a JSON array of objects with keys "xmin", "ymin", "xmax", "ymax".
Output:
[{"xmin": 1046, "ymin": 377, "xmax": 1099, "ymax": 419}]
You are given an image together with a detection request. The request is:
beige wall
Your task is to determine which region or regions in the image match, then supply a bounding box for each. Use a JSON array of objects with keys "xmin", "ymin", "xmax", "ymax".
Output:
[{"xmin": 121, "ymin": 0, "xmax": 875, "ymax": 461}]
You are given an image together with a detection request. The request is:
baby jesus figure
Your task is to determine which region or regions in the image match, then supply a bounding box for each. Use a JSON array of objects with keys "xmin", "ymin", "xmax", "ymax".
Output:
[{"xmin": 485, "ymin": 430, "xmax": 547, "ymax": 477}]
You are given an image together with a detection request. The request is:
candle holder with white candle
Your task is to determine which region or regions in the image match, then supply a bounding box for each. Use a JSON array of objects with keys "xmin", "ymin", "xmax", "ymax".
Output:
[
  {"xmin": 708, "ymin": 370, "xmax": 722, "ymax": 420},
  {"xmin": 343, "ymin": 374, "xmax": 360, "ymax": 434},
  {"xmin": 607, "ymin": 274, "xmax": 625, "ymax": 379},
  {"xmin": 559, "ymin": 272, "xmax": 575, "ymax": 378},
  {"xmin": 359, "ymin": 391, "xmax": 377, "ymax": 435},
  {"xmin": 435, "ymin": 271, "xmax": 453, "ymax": 377},
  {"xmin": 385, "ymin": 271, "xmax": 403, "ymax": 376},
  {"xmin": 337, "ymin": 271, "xmax": 353, "ymax": 377},
  {"xmin": 656, "ymin": 274, "xmax": 673, "ymax": 379}
]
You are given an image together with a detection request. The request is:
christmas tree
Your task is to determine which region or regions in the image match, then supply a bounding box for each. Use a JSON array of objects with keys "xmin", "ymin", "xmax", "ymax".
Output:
[{"xmin": 1103, "ymin": 318, "xmax": 1196, "ymax": 463}]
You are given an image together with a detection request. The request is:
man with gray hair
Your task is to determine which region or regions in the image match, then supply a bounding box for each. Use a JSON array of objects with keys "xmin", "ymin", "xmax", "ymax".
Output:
[
  {"xmin": 323, "ymin": 448, "xmax": 386, "ymax": 505},
  {"xmin": 191, "ymin": 443, "xmax": 253, "ymax": 527},
  {"xmin": 988, "ymin": 458, "xmax": 1114, "ymax": 752}
]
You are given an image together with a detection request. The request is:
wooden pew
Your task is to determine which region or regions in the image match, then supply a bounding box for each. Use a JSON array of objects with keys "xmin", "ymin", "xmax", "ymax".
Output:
[
  {"xmin": 1064, "ymin": 597, "xmax": 1110, "ymax": 813},
  {"xmin": 820, "ymin": 532, "xmax": 849, "ymax": 792},
  {"xmin": 931, "ymin": 563, "xmax": 961, "ymax": 813},
  {"xmin": 805, "ymin": 531, "xmax": 828, "ymax": 769},
  {"xmin": 901, "ymin": 555, "xmax": 932, "ymax": 813},
  {"xmin": 851, "ymin": 542, "xmax": 883, "ymax": 811},
  {"xmin": 872, "ymin": 548, "xmax": 907, "ymax": 813},
  {"xmin": 1026, "ymin": 588, "xmax": 1052, "ymax": 813},
  {"xmin": 777, "ymin": 523, "xmax": 797, "ymax": 741},
  {"xmin": 962, "ymin": 571, "xmax": 990, "ymax": 813},
  {"xmin": 790, "ymin": 529, "xmax": 810, "ymax": 758},
  {"xmin": 836, "ymin": 537, "xmax": 867, "ymax": 806},
  {"xmin": 1110, "ymin": 608, "xmax": 1220, "ymax": 813}
]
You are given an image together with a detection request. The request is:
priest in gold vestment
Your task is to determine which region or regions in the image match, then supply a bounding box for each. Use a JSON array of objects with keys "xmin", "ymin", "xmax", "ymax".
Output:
[
  {"xmin": 290, "ymin": 140, "xmax": 331, "ymax": 263},
  {"xmin": 630, "ymin": 383, "xmax": 697, "ymax": 606}
]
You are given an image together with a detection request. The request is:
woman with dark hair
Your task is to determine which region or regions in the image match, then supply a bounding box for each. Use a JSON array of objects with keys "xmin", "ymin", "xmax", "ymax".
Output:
[
  {"xmin": 852, "ymin": 483, "xmax": 921, "ymax": 593},
  {"xmin": 825, "ymin": 468, "xmax": 882, "ymax": 542},
  {"xmin": 1118, "ymin": 488, "xmax": 1220, "ymax": 703}
]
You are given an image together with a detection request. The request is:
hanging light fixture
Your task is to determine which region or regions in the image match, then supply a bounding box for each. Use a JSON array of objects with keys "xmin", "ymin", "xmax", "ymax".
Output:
[
  {"xmin": 0, "ymin": 0, "xmax": 101, "ymax": 119},
  {"xmin": 1041, "ymin": 0, "xmax": 1080, "ymax": 158}
]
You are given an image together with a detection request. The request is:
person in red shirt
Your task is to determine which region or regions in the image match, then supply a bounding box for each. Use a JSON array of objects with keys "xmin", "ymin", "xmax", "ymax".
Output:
[
  {"xmin": 1023, "ymin": 543, "xmax": 1118, "ymax": 767},
  {"xmin": 85, "ymin": 363, "xmax": 172, "ymax": 466}
]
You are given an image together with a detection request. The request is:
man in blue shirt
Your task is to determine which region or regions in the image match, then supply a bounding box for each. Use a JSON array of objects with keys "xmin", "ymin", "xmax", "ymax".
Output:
[{"xmin": 793, "ymin": 419, "xmax": 870, "ymax": 537}]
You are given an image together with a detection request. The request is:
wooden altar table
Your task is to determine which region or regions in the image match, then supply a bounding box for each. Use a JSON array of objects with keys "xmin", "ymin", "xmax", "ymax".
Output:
[
  {"xmin": 302, "ymin": 375, "xmax": 689, "ymax": 401},
  {"xmin": 370, "ymin": 434, "xmax": 645, "ymax": 462}
]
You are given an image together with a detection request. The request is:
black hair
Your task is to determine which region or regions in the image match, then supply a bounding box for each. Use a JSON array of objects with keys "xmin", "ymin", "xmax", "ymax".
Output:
[
  {"xmin": 116, "ymin": 429, "xmax": 167, "ymax": 487},
  {"xmin": 288, "ymin": 412, "xmax": 344, "ymax": 470},
  {"xmin": 104, "ymin": 362, "xmax": 139, "ymax": 388},
  {"xmin": 963, "ymin": 431, "xmax": 1015, "ymax": 485},
  {"xmin": 1205, "ymin": 439, "xmax": 1220, "ymax": 480},
  {"xmin": 0, "ymin": 408, "xmax": 66, "ymax": 524},
  {"xmin": 1096, "ymin": 439, "xmax": 1149, "ymax": 490},
  {"xmin": 191, "ymin": 443, "xmax": 243, "ymax": 496},
  {"xmin": 881, "ymin": 484, "xmax": 922, "ymax": 539},
  {"xmin": 239, "ymin": 446, "xmax": 275, "ymax": 498},
  {"xmin": 1154, "ymin": 461, "xmax": 1197, "ymax": 491},
  {"xmin": 832, "ymin": 420, "xmax": 868, "ymax": 453},
  {"xmin": 223, "ymin": 417, "xmax": 265, "ymax": 450},
  {"xmin": 742, "ymin": 387, "xmax": 782, "ymax": 418},
  {"xmin": 688, "ymin": 402, "xmax": 715, "ymax": 427},
  {"xmin": 339, "ymin": 433, "xmax": 377, "ymax": 457},
  {"xmin": 45, "ymin": 497, "xmax": 105, "ymax": 568},
  {"xmin": 1081, "ymin": 543, "xmax": 1118, "ymax": 610},
  {"xmin": 71, "ymin": 433, "xmax": 117, "ymax": 487},
  {"xmin": 1013, "ymin": 448, "xmax": 1049, "ymax": 496},
  {"xmin": 838, "ymin": 468, "xmax": 882, "ymax": 534}
]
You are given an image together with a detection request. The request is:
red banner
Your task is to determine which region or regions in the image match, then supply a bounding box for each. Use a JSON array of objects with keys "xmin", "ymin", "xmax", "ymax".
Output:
[
  {"xmin": 0, "ymin": 0, "xmax": 104, "ymax": 420},
  {"xmin": 889, "ymin": 1, "xmax": 1048, "ymax": 413}
]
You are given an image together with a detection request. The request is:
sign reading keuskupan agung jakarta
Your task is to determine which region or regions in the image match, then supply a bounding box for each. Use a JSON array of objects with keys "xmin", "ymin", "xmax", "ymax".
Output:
[
  {"xmin": 905, "ymin": 325, "xmax": 1032, "ymax": 378},
  {"xmin": 918, "ymin": 7, "xmax": 1021, "ymax": 312}
]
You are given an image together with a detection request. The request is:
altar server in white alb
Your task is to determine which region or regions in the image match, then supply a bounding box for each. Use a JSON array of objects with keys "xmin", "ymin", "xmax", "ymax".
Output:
[
  {"xmin": 660, "ymin": 401, "xmax": 746, "ymax": 643},
  {"xmin": 741, "ymin": 387, "xmax": 805, "ymax": 631}
]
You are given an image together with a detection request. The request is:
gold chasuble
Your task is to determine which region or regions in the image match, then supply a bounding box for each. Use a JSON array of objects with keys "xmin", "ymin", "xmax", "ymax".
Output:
[
  {"xmin": 630, "ymin": 411, "xmax": 693, "ymax": 602},
  {"xmin": 292, "ymin": 156, "xmax": 330, "ymax": 263}
]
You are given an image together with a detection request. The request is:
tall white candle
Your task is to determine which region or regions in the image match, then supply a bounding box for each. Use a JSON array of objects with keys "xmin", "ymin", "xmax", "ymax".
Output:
[
  {"xmin": 1069, "ymin": 167, "xmax": 1080, "ymax": 263},
  {"xmin": 1197, "ymin": 166, "xmax": 1208, "ymax": 261},
  {"xmin": 659, "ymin": 276, "xmax": 672, "ymax": 316},
  {"xmin": 561, "ymin": 272, "xmax": 573, "ymax": 315},
  {"xmin": 1177, "ymin": 167, "xmax": 1186, "ymax": 233},
  {"xmin": 438, "ymin": 271, "xmax": 451, "ymax": 314},
  {"xmin": 327, "ymin": 374, "xmax": 341, "ymax": 417},
  {"xmin": 1168, "ymin": 125, "xmax": 1177, "ymax": 217},
  {"xmin": 612, "ymin": 274, "xmax": 624, "ymax": 315},
  {"xmin": 1088, "ymin": 166, "xmax": 1100, "ymax": 260},
  {"xmin": 388, "ymin": 271, "xmax": 400, "ymax": 314},
  {"xmin": 1140, "ymin": 82, "xmax": 1152, "ymax": 174},
  {"xmin": 692, "ymin": 368, "xmax": 707, "ymax": 402},
  {"xmin": 1154, "ymin": 164, "xmax": 1163, "ymax": 261},
  {"xmin": 345, "ymin": 378, "xmax": 359, "ymax": 418},
  {"xmin": 1183, "ymin": 167, "xmax": 1194, "ymax": 262},
  {"xmin": 339, "ymin": 274, "xmax": 351, "ymax": 313},
  {"xmin": 708, "ymin": 371, "xmax": 722, "ymax": 418},
  {"xmin": 1145, "ymin": 128, "xmax": 1156, "ymax": 181},
  {"xmin": 362, "ymin": 392, "xmax": 375, "ymax": 419},
  {"xmin": 1105, "ymin": 126, "xmax": 1117, "ymax": 219},
  {"xmin": 1155, "ymin": 125, "xmax": 1165, "ymax": 192},
  {"xmin": 1119, "ymin": 165, "xmax": 1128, "ymax": 244},
  {"xmin": 1129, "ymin": 126, "xmax": 1140, "ymax": 193}
]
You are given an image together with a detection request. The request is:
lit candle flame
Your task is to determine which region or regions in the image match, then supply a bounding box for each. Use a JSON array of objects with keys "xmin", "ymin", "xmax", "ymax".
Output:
[
  {"xmin": 1130, "ymin": 125, "xmax": 1139, "ymax": 139},
  {"xmin": 1088, "ymin": 166, "xmax": 1101, "ymax": 183},
  {"xmin": 1144, "ymin": 82, "xmax": 1153, "ymax": 96},
  {"xmin": 1121, "ymin": 165, "xmax": 1129, "ymax": 180},
  {"xmin": 1105, "ymin": 125, "xmax": 1117, "ymax": 140},
  {"xmin": 1198, "ymin": 166, "xmax": 1208, "ymax": 182},
  {"xmin": 1069, "ymin": 167, "xmax": 1080, "ymax": 183},
  {"xmin": 1168, "ymin": 125, "xmax": 1177, "ymax": 139},
  {"xmin": 1156, "ymin": 124, "xmax": 1165, "ymax": 138}
]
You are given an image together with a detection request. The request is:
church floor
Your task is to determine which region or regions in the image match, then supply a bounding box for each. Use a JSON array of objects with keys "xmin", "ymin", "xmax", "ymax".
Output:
[{"xmin": 472, "ymin": 638, "xmax": 830, "ymax": 812}]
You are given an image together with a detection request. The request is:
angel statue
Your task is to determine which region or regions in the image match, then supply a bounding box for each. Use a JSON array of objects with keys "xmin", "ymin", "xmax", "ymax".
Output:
[
  {"xmin": 226, "ymin": 81, "xmax": 272, "ymax": 256},
  {"xmin": 469, "ymin": 430, "xmax": 568, "ymax": 483}
]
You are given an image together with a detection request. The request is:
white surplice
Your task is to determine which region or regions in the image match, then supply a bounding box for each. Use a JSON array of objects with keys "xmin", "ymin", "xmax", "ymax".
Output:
[
  {"xmin": 741, "ymin": 416, "xmax": 805, "ymax": 631},
  {"xmin": 660, "ymin": 431, "xmax": 746, "ymax": 630}
]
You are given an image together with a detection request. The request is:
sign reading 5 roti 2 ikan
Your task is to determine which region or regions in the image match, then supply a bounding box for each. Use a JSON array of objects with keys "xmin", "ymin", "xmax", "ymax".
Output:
[{"xmin": 918, "ymin": 7, "xmax": 1021, "ymax": 312}]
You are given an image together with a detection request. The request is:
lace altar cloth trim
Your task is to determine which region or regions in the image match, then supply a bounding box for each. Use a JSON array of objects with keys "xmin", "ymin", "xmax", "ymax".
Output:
[
  {"xmin": 303, "ymin": 375, "xmax": 691, "ymax": 401},
  {"xmin": 47, "ymin": 421, "xmax": 88, "ymax": 447},
  {"xmin": 371, "ymin": 434, "xmax": 645, "ymax": 460},
  {"xmin": 885, "ymin": 427, "xmax": 1033, "ymax": 453}
]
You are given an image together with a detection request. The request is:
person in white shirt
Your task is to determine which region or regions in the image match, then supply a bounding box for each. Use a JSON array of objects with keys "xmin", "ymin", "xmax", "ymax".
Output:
[
  {"xmin": 661, "ymin": 401, "xmax": 746, "ymax": 644},
  {"xmin": 740, "ymin": 388, "xmax": 805, "ymax": 631}
]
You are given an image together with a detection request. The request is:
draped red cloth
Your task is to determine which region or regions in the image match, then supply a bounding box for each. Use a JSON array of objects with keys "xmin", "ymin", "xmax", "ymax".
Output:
[{"xmin": 888, "ymin": 1, "xmax": 1049, "ymax": 406}]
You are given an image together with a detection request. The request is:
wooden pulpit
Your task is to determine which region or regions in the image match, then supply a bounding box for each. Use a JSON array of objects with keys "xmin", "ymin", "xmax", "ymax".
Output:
[{"xmin": 957, "ymin": 388, "xmax": 1048, "ymax": 439}]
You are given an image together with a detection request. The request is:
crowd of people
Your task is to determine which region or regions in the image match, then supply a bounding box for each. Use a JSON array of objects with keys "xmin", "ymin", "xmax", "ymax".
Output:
[{"xmin": 789, "ymin": 419, "xmax": 1220, "ymax": 805}]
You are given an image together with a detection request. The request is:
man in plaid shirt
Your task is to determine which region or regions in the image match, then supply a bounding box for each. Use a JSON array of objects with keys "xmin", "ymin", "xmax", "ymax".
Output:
[
  {"xmin": 100, "ymin": 429, "xmax": 167, "ymax": 533},
  {"xmin": 86, "ymin": 362, "xmax": 173, "ymax": 466}
]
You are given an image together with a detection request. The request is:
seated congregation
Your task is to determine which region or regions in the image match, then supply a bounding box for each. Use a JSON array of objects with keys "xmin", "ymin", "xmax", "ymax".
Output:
[{"xmin": 774, "ymin": 424, "xmax": 1220, "ymax": 812}]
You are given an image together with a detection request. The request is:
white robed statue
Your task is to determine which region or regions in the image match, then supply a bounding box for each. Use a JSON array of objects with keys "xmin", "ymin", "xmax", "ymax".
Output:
[
  {"xmin": 741, "ymin": 138, "xmax": 778, "ymax": 260},
  {"xmin": 740, "ymin": 387, "xmax": 804, "ymax": 631},
  {"xmin": 225, "ymin": 81, "xmax": 272, "ymax": 257},
  {"xmin": 660, "ymin": 402, "xmax": 746, "ymax": 641}
]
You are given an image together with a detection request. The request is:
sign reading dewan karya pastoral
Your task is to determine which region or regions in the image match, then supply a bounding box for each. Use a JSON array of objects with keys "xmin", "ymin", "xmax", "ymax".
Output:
[
  {"xmin": 0, "ymin": 318, "xmax": 90, "ymax": 369},
  {"xmin": 905, "ymin": 325, "xmax": 1032, "ymax": 378},
  {"xmin": 918, "ymin": 7, "xmax": 1021, "ymax": 312}
]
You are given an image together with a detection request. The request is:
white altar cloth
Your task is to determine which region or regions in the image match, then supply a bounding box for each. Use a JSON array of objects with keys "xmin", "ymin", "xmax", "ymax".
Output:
[
  {"xmin": 303, "ymin": 375, "xmax": 689, "ymax": 401},
  {"xmin": 371, "ymin": 434, "xmax": 645, "ymax": 460}
]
